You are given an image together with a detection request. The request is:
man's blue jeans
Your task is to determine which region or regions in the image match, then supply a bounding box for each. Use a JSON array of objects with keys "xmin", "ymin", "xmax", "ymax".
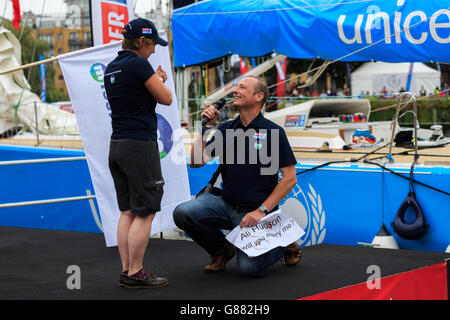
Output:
[{"xmin": 173, "ymin": 192, "xmax": 286, "ymax": 277}]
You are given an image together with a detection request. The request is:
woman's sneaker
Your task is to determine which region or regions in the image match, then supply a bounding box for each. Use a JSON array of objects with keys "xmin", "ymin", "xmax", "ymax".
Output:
[
  {"xmin": 122, "ymin": 269, "xmax": 168, "ymax": 289},
  {"xmin": 119, "ymin": 270, "xmax": 128, "ymax": 287}
]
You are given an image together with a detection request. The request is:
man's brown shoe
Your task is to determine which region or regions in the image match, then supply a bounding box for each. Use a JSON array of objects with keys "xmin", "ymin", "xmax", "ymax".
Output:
[
  {"xmin": 204, "ymin": 245, "xmax": 236, "ymax": 273},
  {"xmin": 284, "ymin": 242, "xmax": 302, "ymax": 266}
]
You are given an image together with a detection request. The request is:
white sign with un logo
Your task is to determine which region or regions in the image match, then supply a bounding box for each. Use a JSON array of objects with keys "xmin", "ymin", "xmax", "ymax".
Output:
[{"xmin": 58, "ymin": 32, "xmax": 191, "ymax": 247}]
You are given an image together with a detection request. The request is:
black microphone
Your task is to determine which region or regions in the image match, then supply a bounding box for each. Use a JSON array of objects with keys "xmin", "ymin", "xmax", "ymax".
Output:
[{"xmin": 201, "ymin": 98, "xmax": 226, "ymax": 126}]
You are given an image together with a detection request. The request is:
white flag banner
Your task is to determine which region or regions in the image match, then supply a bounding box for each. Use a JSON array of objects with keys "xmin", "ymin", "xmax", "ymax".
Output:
[
  {"xmin": 90, "ymin": 0, "xmax": 134, "ymax": 46},
  {"xmin": 58, "ymin": 32, "xmax": 191, "ymax": 247},
  {"xmin": 226, "ymin": 210, "xmax": 305, "ymax": 258}
]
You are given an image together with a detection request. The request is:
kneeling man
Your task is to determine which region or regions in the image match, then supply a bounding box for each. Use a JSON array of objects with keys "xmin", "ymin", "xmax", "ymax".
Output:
[{"xmin": 173, "ymin": 76, "xmax": 302, "ymax": 277}]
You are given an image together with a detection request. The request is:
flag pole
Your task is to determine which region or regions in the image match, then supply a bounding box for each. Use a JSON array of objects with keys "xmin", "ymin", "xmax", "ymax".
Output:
[{"xmin": 0, "ymin": 56, "xmax": 58, "ymax": 76}]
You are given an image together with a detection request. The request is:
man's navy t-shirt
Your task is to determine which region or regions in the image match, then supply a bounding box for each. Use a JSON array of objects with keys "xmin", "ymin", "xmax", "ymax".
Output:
[
  {"xmin": 205, "ymin": 113, "xmax": 297, "ymax": 211},
  {"xmin": 104, "ymin": 50, "xmax": 157, "ymax": 141}
]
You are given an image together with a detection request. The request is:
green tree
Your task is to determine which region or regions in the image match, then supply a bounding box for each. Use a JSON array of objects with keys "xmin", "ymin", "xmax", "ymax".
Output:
[{"xmin": 2, "ymin": 22, "xmax": 69, "ymax": 102}]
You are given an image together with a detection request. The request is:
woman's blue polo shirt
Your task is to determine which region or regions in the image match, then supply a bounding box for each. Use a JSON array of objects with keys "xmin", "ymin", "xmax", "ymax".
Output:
[{"xmin": 104, "ymin": 50, "xmax": 157, "ymax": 141}]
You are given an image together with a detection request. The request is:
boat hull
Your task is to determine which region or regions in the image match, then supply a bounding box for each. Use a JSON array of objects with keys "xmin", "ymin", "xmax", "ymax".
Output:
[{"xmin": 1, "ymin": 145, "xmax": 449, "ymax": 252}]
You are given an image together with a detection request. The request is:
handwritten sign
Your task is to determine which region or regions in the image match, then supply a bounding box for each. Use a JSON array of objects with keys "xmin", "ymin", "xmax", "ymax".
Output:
[{"xmin": 226, "ymin": 210, "xmax": 305, "ymax": 257}]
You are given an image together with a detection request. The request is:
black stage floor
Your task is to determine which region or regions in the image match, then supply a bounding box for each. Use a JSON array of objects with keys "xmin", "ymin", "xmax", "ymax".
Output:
[{"xmin": 1, "ymin": 226, "xmax": 449, "ymax": 300}]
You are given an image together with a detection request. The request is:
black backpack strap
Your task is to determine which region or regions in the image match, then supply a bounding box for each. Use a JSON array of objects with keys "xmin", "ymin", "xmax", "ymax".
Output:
[
  {"xmin": 205, "ymin": 164, "xmax": 223, "ymax": 192},
  {"xmin": 196, "ymin": 164, "xmax": 223, "ymax": 198}
]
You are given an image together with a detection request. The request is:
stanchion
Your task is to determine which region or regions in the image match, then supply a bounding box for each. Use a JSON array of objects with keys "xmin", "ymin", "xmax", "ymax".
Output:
[{"xmin": 34, "ymin": 101, "xmax": 40, "ymax": 146}]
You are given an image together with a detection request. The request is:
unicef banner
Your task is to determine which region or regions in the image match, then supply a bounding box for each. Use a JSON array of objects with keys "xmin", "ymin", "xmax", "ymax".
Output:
[
  {"xmin": 58, "ymin": 33, "xmax": 191, "ymax": 247},
  {"xmin": 90, "ymin": 0, "xmax": 134, "ymax": 46},
  {"xmin": 172, "ymin": 0, "xmax": 450, "ymax": 67}
]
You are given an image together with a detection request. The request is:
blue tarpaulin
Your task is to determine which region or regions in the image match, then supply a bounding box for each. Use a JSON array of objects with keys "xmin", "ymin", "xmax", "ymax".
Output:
[{"xmin": 172, "ymin": 0, "xmax": 450, "ymax": 67}]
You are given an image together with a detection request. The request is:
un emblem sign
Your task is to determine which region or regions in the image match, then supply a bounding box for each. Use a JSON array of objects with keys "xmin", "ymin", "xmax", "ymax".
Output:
[{"xmin": 280, "ymin": 183, "xmax": 326, "ymax": 247}]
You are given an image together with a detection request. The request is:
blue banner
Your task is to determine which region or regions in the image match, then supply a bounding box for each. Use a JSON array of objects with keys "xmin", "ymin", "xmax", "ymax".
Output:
[
  {"xmin": 405, "ymin": 63, "xmax": 414, "ymax": 91},
  {"xmin": 172, "ymin": 0, "xmax": 450, "ymax": 67},
  {"xmin": 39, "ymin": 54, "xmax": 46, "ymax": 102}
]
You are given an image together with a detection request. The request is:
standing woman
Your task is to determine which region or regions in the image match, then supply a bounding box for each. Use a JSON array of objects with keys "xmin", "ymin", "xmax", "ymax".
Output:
[{"xmin": 104, "ymin": 18, "xmax": 172, "ymax": 289}]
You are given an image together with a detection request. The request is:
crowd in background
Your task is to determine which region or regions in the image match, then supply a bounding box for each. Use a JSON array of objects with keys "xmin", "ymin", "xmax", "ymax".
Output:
[
  {"xmin": 361, "ymin": 83, "xmax": 450, "ymax": 98},
  {"xmin": 285, "ymin": 74, "xmax": 449, "ymax": 99},
  {"xmin": 433, "ymin": 83, "xmax": 450, "ymax": 97},
  {"xmin": 286, "ymin": 84, "xmax": 352, "ymax": 98}
]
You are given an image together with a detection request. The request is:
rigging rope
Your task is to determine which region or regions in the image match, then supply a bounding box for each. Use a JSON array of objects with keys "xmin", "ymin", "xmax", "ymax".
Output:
[{"xmin": 295, "ymin": 158, "xmax": 450, "ymax": 197}]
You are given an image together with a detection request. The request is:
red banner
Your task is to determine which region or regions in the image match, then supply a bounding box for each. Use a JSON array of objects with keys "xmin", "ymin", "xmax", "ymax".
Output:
[
  {"xmin": 101, "ymin": 2, "xmax": 129, "ymax": 44},
  {"xmin": 10, "ymin": 0, "xmax": 21, "ymax": 32},
  {"xmin": 240, "ymin": 57, "xmax": 248, "ymax": 75},
  {"xmin": 300, "ymin": 262, "xmax": 448, "ymax": 300}
]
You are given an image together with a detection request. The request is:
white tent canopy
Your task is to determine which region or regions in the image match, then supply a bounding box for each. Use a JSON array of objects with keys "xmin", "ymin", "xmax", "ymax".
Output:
[{"xmin": 351, "ymin": 62, "xmax": 441, "ymax": 97}]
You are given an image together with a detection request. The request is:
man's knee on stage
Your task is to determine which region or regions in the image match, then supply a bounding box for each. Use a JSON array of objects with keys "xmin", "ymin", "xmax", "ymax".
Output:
[
  {"xmin": 173, "ymin": 200, "xmax": 199, "ymax": 230},
  {"xmin": 237, "ymin": 256, "xmax": 267, "ymax": 278}
]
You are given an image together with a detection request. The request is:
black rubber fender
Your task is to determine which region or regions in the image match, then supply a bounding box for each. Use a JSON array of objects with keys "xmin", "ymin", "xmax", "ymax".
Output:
[{"xmin": 392, "ymin": 192, "xmax": 429, "ymax": 240}]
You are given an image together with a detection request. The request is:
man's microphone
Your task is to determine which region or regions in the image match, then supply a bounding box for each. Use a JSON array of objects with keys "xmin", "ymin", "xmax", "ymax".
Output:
[{"xmin": 201, "ymin": 98, "xmax": 226, "ymax": 126}]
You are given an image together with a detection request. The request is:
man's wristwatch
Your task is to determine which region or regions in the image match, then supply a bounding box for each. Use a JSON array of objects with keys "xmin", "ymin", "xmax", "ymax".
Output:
[{"xmin": 258, "ymin": 204, "xmax": 269, "ymax": 215}]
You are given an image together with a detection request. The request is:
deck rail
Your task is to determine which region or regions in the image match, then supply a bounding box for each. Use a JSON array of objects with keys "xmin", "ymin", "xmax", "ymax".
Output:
[{"xmin": 0, "ymin": 156, "xmax": 96, "ymax": 209}]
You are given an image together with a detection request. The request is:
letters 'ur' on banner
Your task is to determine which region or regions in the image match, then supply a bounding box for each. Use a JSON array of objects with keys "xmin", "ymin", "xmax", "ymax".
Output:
[
  {"xmin": 58, "ymin": 32, "xmax": 191, "ymax": 247},
  {"xmin": 90, "ymin": 0, "xmax": 134, "ymax": 46}
]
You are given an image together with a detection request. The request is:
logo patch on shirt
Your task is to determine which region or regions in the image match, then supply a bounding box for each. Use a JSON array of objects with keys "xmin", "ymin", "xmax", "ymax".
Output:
[
  {"xmin": 254, "ymin": 142, "xmax": 263, "ymax": 150},
  {"xmin": 253, "ymin": 132, "xmax": 267, "ymax": 140},
  {"xmin": 142, "ymin": 28, "xmax": 152, "ymax": 35},
  {"xmin": 105, "ymin": 70, "xmax": 121, "ymax": 84}
]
